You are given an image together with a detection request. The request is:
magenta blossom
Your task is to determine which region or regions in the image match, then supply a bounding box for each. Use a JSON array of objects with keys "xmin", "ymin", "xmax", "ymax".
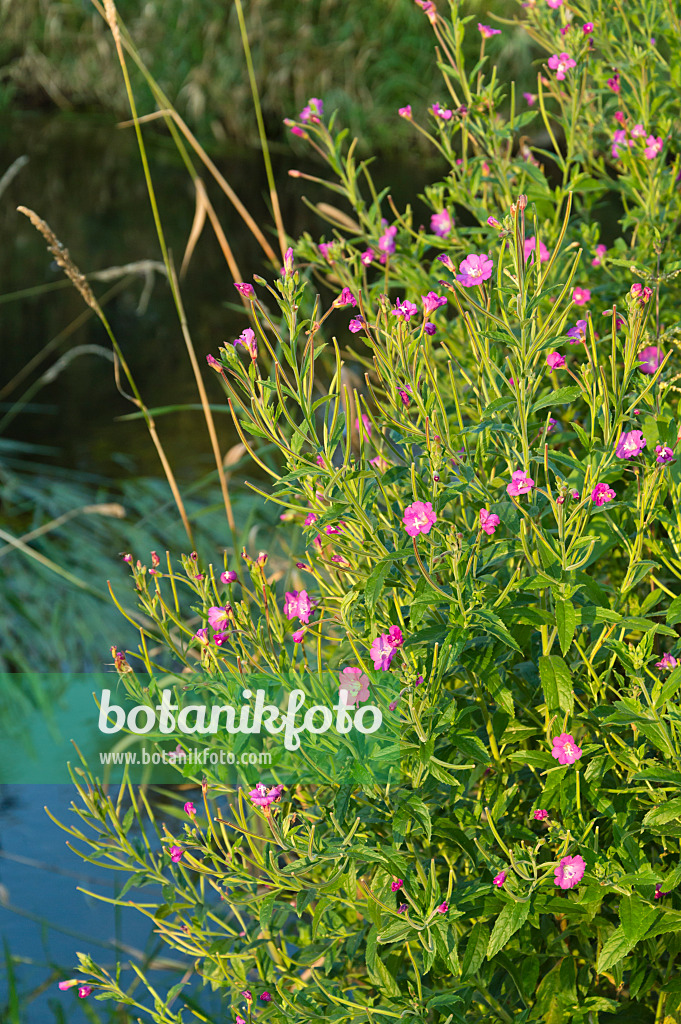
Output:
[
  {"xmin": 78, "ymin": 986, "xmax": 93, "ymax": 999},
  {"xmin": 456, "ymin": 253, "xmax": 494, "ymax": 286},
  {"xmin": 479, "ymin": 508, "xmax": 501, "ymax": 535},
  {"xmin": 234, "ymin": 327, "xmax": 257, "ymax": 360},
  {"xmin": 391, "ymin": 298, "xmax": 419, "ymax": 320},
  {"xmin": 398, "ymin": 105, "xmax": 412, "ymax": 119},
  {"xmin": 523, "ymin": 92, "xmax": 536, "ymax": 106},
  {"xmin": 58, "ymin": 980, "xmax": 79, "ymax": 991},
  {"xmin": 208, "ymin": 606, "xmax": 231, "ymax": 631},
  {"xmin": 493, "ymin": 870, "xmax": 507, "ymax": 887},
  {"xmin": 638, "ymin": 346, "xmax": 664, "ymax": 374},
  {"xmin": 397, "ymin": 903, "xmax": 408, "ymax": 913},
  {"xmin": 361, "ymin": 248, "xmax": 375, "ymax": 265},
  {"xmin": 656, "ymin": 653, "xmax": 678, "ymax": 670},
  {"xmin": 436, "ymin": 902, "xmax": 449, "ymax": 913},
  {"xmin": 194, "ymin": 627, "xmax": 209, "ymax": 644},
  {"xmin": 533, "ymin": 809, "xmax": 549, "ymax": 820},
  {"xmin": 378, "ymin": 223, "xmax": 397, "ymax": 255},
  {"xmin": 334, "ymin": 287, "xmax": 356, "ymax": 307},
  {"xmin": 524, "ymin": 236, "xmax": 550, "ymax": 264},
  {"xmin": 607, "ymin": 73, "xmax": 621, "ymax": 93},
  {"xmin": 424, "ymin": 322, "xmax": 437, "ymax": 335},
  {"xmin": 403, "ymin": 500, "xmax": 437, "ymax": 536},
  {"xmin": 567, "ymin": 319, "xmax": 588, "ymax": 344},
  {"xmin": 349, "ymin": 316, "xmax": 364, "ymax": 333},
  {"xmin": 338, "ymin": 667, "xmax": 371, "ymax": 706},
  {"xmin": 391, "ymin": 879, "xmax": 404, "ymax": 892},
  {"xmin": 655, "ymin": 884, "xmax": 672, "ymax": 899},
  {"xmin": 234, "ymin": 282, "xmax": 254, "ymax": 298},
  {"xmin": 415, "ymin": 0, "xmax": 438, "ymax": 22},
  {"xmin": 355, "ymin": 413, "xmax": 372, "ymax": 438},
  {"xmin": 583, "ymin": 21, "xmax": 594, "ymax": 32},
  {"xmin": 478, "ymin": 22, "xmax": 501, "ymax": 38},
  {"xmin": 283, "ymin": 590, "xmax": 312, "ymax": 624},
  {"xmin": 300, "ymin": 97, "xmax": 323, "ymax": 123},
  {"xmin": 554, "ymin": 854, "xmax": 586, "ymax": 889},
  {"xmin": 548, "ymin": 52, "xmax": 576, "ymax": 80},
  {"xmin": 591, "ymin": 482, "xmax": 615, "ymax": 505},
  {"xmin": 170, "ymin": 846, "xmax": 183, "ymax": 863},
  {"xmin": 220, "ymin": 570, "xmax": 237, "ymax": 583},
  {"xmin": 615, "ymin": 430, "xmax": 646, "ymax": 459},
  {"xmin": 249, "ymin": 783, "xmax": 284, "ymax": 808},
  {"xmin": 546, "ymin": 0, "xmax": 563, "ymax": 7},
  {"xmin": 591, "ymin": 244, "xmax": 607, "ymax": 266},
  {"xmin": 547, "ymin": 352, "xmax": 566, "ymax": 369},
  {"xmin": 644, "ymin": 135, "xmax": 664, "ymax": 159},
  {"xmin": 291, "ymin": 628, "xmax": 306, "ymax": 642},
  {"xmin": 507, "ymin": 470, "xmax": 534, "ymax": 497},
  {"xmin": 422, "ymin": 291, "xmax": 447, "ymax": 315},
  {"xmin": 611, "ymin": 128, "xmax": 634, "ymax": 158},
  {"xmin": 656, "ymin": 445, "xmax": 675, "ymax": 464},
  {"xmin": 370, "ymin": 634, "xmax": 397, "ymax": 671},
  {"xmin": 184, "ymin": 801, "xmax": 196, "ymax": 816},
  {"xmin": 572, "ymin": 287, "xmax": 591, "ymax": 305},
  {"xmin": 387, "ymin": 625, "xmax": 404, "ymax": 648},
  {"xmin": 430, "ymin": 210, "xmax": 453, "ymax": 237},
  {"xmin": 551, "ymin": 733, "xmax": 582, "ymax": 765},
  {"xmin": 431, "ymin": 102, "xmax": 453, "ymax": 120},
  {"xmin": 260, "ymin": 992, "xmax": 272, "ymax": 1003}
]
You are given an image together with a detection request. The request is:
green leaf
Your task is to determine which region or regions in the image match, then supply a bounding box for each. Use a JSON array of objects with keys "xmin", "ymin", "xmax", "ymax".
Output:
[
  {"xmin": 619, "ymin": 894, "xmax": 657, "ymax": 942},
  {"xmin": 538, "ymin": 655, "xmax": 574, "ymax": 715},
  {"xmin": 364, "ymin": 559, "xmax": 394, "ymax": 612},
  {"xmin": 472, "ymin": 609, "xmax": 522, "ymax": 652},
  {"xmin": 596, "ymin": 925, "xmax": 637, "ymax": 974},
  {"xmin": 296, "ymin": 889, "xmax": 315, "ymax": 916},
  {"xmin": 533, "ymin": 386, "xmax": 581, "ymax": 412},
  {"xmin": 486, "ymin": 901, "xmax": 530, "ymax": 959},
  {"xmin": 555, "ymin": 599, "xmax": 576, "ymax": 656},
  {"xmin": 461, "ymin": 921, "xmax": 488, "ymax": 980},
  {"xmin": 667, "ymin": 597, "xmax": 681, "ymax": 627},
  {"xmin": 259, "ymin": 891, "xmax": 278, "ymax": 931},
  {"xmin": 377, "ymin": 919, "xmax": 412, "ymax": 944},
  {"xmin": 643, "ymin": 796, "xmax": 681, "ymax": 828}
]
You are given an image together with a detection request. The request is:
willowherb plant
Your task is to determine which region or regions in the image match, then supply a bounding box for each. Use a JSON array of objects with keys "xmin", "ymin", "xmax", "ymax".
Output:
[{"xmin": 54, "ymin": 1, "xmax": 681, "ymax": 1022}]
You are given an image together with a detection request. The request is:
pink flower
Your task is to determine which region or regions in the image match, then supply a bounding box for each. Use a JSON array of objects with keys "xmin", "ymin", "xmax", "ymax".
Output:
[
  {"xmin": 292, "ymin": 628, "xmax": 306, "ymax": 642},
  {"xmin": 554, "ymin": 854, "xmax": 586, "ymax": 889},
  {"xmin": 170, "ymin": 846, "xmax": 183, "ymax": 862},
  {"xmin": 493, "ymin": 870, "xmax": 507, "ymax": 887},
  {"xmin": 236, "ymin": 1017, "xmax": 246, "ymax": 1024},
  {"xmin": 615, "ymin": 430, "xmax": 646, "ymax": 459},
  {"xmin": 478, "ymin": 22, "xmax": 501, "ymax": 38},
  {"xmin": 403, "ymin": 500, "xmax": 437, "ymax": 536},
  {"xmin": 638, "ymin": 346, "xmax": 664, "ymax": 374},
  {"xmin": 572, "ymin": 287, "xmax": 591, "ymax": 306},
  {"xmin": 388, "ymin": 625, "xmax": 404, "ymax": 648},
  {"xmin": 391, "ymin": 298, "xmax": 420, "ymax": 320},
  {"xmin": 479, "ymin": 508, "xmax": 500, "ymax": 535},
  {"xmin": 242, "ymin": 990, "xmax": 253, "ymax": 1002},
  {"xmin": 391, "ymin": 879, "xmax": 404, "ymax": 891},
  {"xmin": 656, "ymin": 653, "xmax": 678, "ymax": 670},
  {"xmin": 631, "ymin": 123, "xmax": 647, "ymax": 139},
  {"xmin": 334, "ymin": 287, "xmax": 356, "ymax": 307},
  {"xmin": 221, "ymin": 570, "xmax": 237, "ymax": 583},
  {"xmin": 305, "ymin": 512, "xmax": 318, "ymax": 526},
  {"xmin": 349, "ymin": 316, "xmax": 364, "ymax": 333},
  {"xmin": 399, "ymin": 385, "xmax": 412, "ymax": 406},
  {"xmin": 583, "ymin": 21, "xmax": 594, "ymax": 33},
  {"xmin": 234, "ymin": 327, "xmax": 257, "ymax": 360},
  {"xmin": 524, "ymin": 236, "xmax": 550, "ymax": 264},
  {"xmin": 208, "ymin": 606, "xmax": 231, "ymax": 630},
  {"xmin": 58, "ymin": 980, "xmax": 78, "ymax": 990},
  {"xmin": 591, "ymin": 243, "xmax": 607, "ymax": 266},
  {"xmin": 378, "ymin": 223, "xmax": 397, "ymax": 255},
  {"xmin": 436, "ymin": 902, "xmax": 449, "ymax": 913},
  {"xmin": 284, "ymin": 590, "xmax": 312, "ymax": 623},
  {"xmin": 318, "ymin": 242, "xmax": 334, "ymax": 261},
  {"xmin": 184, "ymin": 801, "xmax": 196, "ymax": 816},
  {"xmin": 397, "ymin": 903, "xmax": 408, "ymax": 913},
  {"xmin": 655, "ymin": 884, "xmax": 672, "ymax": 899},
  {"xmin": 567, "ymin": 319, "xmax": 588, "ymax": 343},
  {"xmin": 78, "ymin": 986, "xmax": 93, "ymax": 999},
  {"xmin": 422, "ymin": 291, "xmax": 447, "ymax": 315},
  {"xmin": 546, "ymin": 0, "xmax": 563, "ymax": 6},
  {"xmin": 611, "ymin": 128, "xmax": 633, "ymax": 158},
  {"xmin": 547, "ymin": 352, "xmax": 566, "ymax": 369},
  {"xmin": 430, "ymin": 210, "xmax": 453, "ymax": 237},
  {"xmin": 548, "ymin": 52, "xmax": 576, "ymax": 80},
  {"xmin": 206, "ymin": 353, "xmax": 221, "ymax": 371},
  {"xmin": 456, "ymin": 253, "xmax": 494, "ymax": 286},
  {"xmin": 591, "ymin": 482, "xmax": 615, "ymax": 505},
  {"xmin": 234, "ymin": 282, "xmax": 254, "ymax": 298},
  {"xmin": 551, "ymin": 733, "xmax": 582, "ymax": 765},
  {"xmin": 656, "ymin": 445, "xmax": 674, "ymax": 464},
  {"xmin": 249, "ymin": 783, "xmax": 285, "ymax": 808},
  {"xmin": 300, "ymin": 97, "xmax": 323, "ymax": 123},
  {"xmin": 424, "ymin": 323, "xmax": 436, "ymax": 335},
  {"xmin": 607, "ymin": 74, "xmax": 621, "ymax": 93},
  {"xmin": 398, "ymin": 105, "xmax": 413, "ymax": 119},
  {"xmin": 523, "ymin": 92, "xmax": 536, "ymax": 106},
  {"xmin": 431, "ymin": 102, "xmax": 453, "ymax": 120},
  {"xmin": 415, "ymin": 0, "xmax": 438, "ymax": 23},
  {"xmin": 370, "ymin": 634, "xmax": 397, "ymax": 671},
  {"xmin": 361, "ymin": 248, "xmax": 375, "ymax": 265},
  {"xmin": 355, "ymin": 413, "xmax": 372, "ymax": 437},
  {"xmin": 260, "ymin": 992, "xmax": 272, "ymax": 1002},
  {"xmin": 194, "ymin": 627, "xmax": 209, "ymax": 644},
  {"xmin": 533, "ymin": 809, "xmax": 549, "ymax": 820},
  {"xmin": 506, "ymin": 470, "xmax": 534, "ymax": 497},
  {"xmin": 644, "ymin": 136, "xmax": 664, "ymax": 159},
  {"xmin": 339, "ymin": 667, "xmax": 371, "ymax": 706}
]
